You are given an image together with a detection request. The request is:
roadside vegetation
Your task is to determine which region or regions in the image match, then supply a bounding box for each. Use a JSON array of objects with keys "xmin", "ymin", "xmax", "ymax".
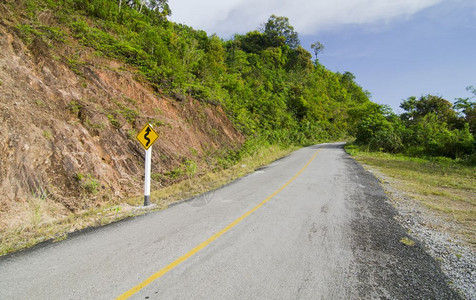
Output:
[
  {"xmin": 350, "ymin": 88, "xmax": 475, "ymax": 162},
  {"xmin": 346, "ymin": 85, "xmax": 475, "ymax": 246},
  {"xmin": 346, "ymin": 146, "xmax": 475, "ymax": 246},
  {"xmin": 9, "ymin": 0, "xmax": 372, "ymax": 146}
]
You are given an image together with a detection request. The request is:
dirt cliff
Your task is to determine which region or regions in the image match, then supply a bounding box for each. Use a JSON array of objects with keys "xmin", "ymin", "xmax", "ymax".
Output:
[{"xmin": 0, "ymin": 8, "xmax": 243, "ymax": 232}]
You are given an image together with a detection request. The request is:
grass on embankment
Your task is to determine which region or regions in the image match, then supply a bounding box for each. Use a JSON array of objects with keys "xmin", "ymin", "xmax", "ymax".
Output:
[
  {"xmin": 345, "ymin": 144, "xmax": 476, "ymax": 246},
  {"xmin": 0, "ymin": 144, "xmax": 296, "ymax": 257}
]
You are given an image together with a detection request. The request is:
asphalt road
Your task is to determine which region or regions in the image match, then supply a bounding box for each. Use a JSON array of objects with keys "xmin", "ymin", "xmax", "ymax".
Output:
[{"xmin": 0, "ymin": 143, "xmax": 461, "ymax": 299}]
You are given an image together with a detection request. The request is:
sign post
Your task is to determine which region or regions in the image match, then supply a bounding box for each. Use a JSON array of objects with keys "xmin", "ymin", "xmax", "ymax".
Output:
[
  {"xmin": 136, "ymin": 123, "xmax": 159, "ymax": 206},
  {"xmin": 144, "ymin": 146, "xmax": 152, "ymax": 206}
]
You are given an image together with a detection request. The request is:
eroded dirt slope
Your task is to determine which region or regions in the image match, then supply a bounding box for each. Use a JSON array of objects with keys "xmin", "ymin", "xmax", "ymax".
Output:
[{"xmin": 0, "ymin": 9, "xmax": 243, "ymax": 232}]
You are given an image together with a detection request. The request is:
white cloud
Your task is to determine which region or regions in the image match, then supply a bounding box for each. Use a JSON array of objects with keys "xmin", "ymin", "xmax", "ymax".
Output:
[{"xmin": 169, "ymin": 0, "xmax": 443, "ymax": 37}]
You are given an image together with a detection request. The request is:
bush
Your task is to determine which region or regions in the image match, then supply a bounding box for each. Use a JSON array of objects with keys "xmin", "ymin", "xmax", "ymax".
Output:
[
  {"xmin": 407, "ymin": 114, "xmax": 474, "ymax": 158},
  {"xmin": 355, "ymin": 114, "xmax": 392, "ymax": 145},
  {"xmin": 368, "ymin": 129, "xmax": 404, "ymax": 153}
]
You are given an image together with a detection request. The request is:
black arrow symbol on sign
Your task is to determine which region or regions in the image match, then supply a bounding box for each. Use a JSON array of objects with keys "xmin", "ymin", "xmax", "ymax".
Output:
[{"xmin": 144, "ymin": 127, "xmax": 151, "ymax": 147}]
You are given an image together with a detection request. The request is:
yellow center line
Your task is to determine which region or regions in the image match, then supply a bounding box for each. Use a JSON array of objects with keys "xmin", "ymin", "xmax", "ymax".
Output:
[{"xmin": 117, "ymin": 149, "xmax": 321, "ymax": 299}]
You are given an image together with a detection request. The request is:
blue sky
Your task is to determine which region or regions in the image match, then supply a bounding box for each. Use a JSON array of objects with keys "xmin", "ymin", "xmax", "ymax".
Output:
[{"xmin": 169, "ymin": 0, "xmax": 476, "ymax": 112}]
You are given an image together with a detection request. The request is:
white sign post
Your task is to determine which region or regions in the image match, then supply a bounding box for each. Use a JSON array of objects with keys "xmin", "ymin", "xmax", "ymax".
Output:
[
  {"xmin": 144, "ymin": 146, "xmax": 152, "ymax": 206},
  {"xmin": 136, "ymin": 124, "xmax": 159, "ymax": 206}
]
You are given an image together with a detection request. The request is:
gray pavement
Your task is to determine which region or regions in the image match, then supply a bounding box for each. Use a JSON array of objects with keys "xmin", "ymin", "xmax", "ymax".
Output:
[{"xmin": 0, "ymin": 143, "xmax": 461, "ymax": 299}]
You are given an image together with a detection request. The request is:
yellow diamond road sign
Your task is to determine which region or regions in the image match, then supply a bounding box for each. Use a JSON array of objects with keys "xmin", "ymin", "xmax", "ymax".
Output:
[{"xmin": 136, "ymin": 123, "xmax": 159, "ymax": 150}]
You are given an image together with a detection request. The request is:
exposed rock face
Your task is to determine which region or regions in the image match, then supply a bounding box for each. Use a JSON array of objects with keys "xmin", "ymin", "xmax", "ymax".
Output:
[{"xmin": 0, "ymin": 18, "xmax": 243, "ymax": 229}]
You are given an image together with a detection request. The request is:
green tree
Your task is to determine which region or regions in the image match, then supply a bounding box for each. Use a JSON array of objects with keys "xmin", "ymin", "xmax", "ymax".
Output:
[
  {"xmin": 400, "ymin": 95, "xmax": 456, "ymax": 125},
  {"xmin": 311, "ymin": 41, "xmax": 324, "ymax": 60},
  {"xmin": 454, "ymin": 85, "xmax": 476, "ymax": 134},
  {"xmin": 286, "ymin": 46, "xmax": 312, "ymax": 71},
  {"xmin": 147, "ymin": 0, "xmax": 171, "ymax": 18},
  {"xmin": 262, "ymin": 15, "xmax": 300, "ymax": 49},
  {"xmin": 237, "ymin": 31, "xmax": 269, "ymax": 53}
]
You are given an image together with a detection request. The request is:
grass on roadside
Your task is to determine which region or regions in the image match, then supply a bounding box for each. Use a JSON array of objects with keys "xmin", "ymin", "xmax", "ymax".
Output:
[
  {"xmin": 0, "ymin": 144, "xmax": 296, "ymax": 257},
  {"xmin": 0, "ymin": 203, "xmax": 142, "ymax": 257},
  {"xmin": 345, "ymin": 144, "xmax": 476, "ymax": 246}
]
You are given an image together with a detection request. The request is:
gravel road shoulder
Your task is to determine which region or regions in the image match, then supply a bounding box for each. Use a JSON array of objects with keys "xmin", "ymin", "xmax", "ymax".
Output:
[
  {"xmin": 343, "ymin": 152, "xmax": 464, "ymax": 299},
  {"xmin": 353, "ymin": 160, "xmax": 474, "ymax": 299}
]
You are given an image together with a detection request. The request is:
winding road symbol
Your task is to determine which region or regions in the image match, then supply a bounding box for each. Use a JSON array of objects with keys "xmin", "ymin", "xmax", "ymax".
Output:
[{"xmin": 144, "ymin": 127, "xmax": 152, "ymax": 147}]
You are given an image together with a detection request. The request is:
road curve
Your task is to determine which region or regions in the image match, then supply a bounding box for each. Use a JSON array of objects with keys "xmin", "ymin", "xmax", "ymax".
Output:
[{"xmin": 0, "ymin": 143, "xmax": 460, "ymax": 299}]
